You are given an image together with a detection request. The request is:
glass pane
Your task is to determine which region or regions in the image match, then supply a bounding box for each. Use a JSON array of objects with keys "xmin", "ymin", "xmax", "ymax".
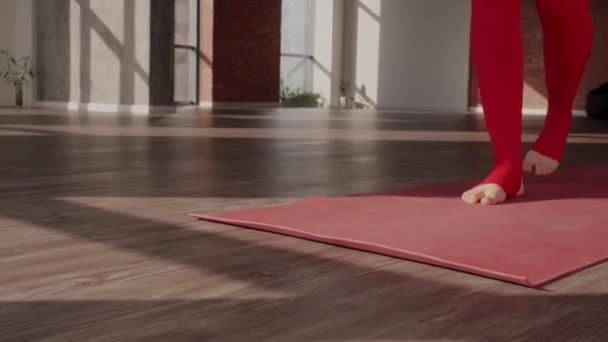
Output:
[
  {"xmin": 175, "ymin": 0, "xmax": 192, "ymax": 46},
  {"xmin": 281, "ymin": 0, "xmax": 313, "ymax": 55},
  {"xmin": 174, "ymin": 48, "xmax": 191, "ymax": 103},
  {"xmin": 281, "ymin": 56, "xmax": 312, "ymax": 91},
  {"xmin": 174, "ymin": 0, "xmax": 197, "ymax": 104},
  {"xmin": 281, "ymin": 0, "xmax": 314, "ymax": 92}
]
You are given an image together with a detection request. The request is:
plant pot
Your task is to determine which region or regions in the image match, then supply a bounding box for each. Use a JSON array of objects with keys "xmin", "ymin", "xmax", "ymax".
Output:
[
  {"xmin": 15, "ymin": 86, "xmax": 23, "ymax": 107},
  {"xmin": 345, "ymin": 97, "xmax": 355, "ymax": 109}
]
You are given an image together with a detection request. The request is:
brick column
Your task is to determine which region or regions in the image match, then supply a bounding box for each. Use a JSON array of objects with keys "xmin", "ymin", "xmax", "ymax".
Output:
[{"xmin": 211, "ymin": 0, "xmax": 282, "ymax": 103}]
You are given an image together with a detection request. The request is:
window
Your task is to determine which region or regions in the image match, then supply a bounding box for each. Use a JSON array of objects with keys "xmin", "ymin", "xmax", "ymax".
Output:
[
  {"xmin": 174, "ymin": 0, "xmax": 199, "ymax": 105},
  {"xmin": 281, "ymin": 0, "xmax": 315, "ymax": 92}
]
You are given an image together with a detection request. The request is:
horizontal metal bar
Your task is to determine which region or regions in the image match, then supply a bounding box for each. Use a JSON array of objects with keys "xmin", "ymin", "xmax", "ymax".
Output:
[
  {"xmin": 174, "ymin": 44, "xmax": 197, "ymax": 51},
  {"xmin": 280, "ymin": 53, "xmax": 314, "ymax": 60}
]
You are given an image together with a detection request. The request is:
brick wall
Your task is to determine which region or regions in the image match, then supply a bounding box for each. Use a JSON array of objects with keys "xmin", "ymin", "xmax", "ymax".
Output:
[
  {"xmin": 210, "ymin": 0, "xmax": 282, "ymax": 103},
  {"xmin": 469, "ymin": 0, "xmax": 608, "ymax": 110}
]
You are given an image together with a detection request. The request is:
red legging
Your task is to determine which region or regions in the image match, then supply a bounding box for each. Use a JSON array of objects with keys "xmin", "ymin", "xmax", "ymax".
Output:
[{"xmin": 471, "ymin": 0, "xmax": 594, "ymax": 197}]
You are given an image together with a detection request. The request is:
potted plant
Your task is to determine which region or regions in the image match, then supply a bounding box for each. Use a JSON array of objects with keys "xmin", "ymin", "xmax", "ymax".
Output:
[
  {"xmin": 1, "ymin": 50, "xmax": 34, "ymax": 107},
  {"xmin": 339, "ymin": 81, "xmax": 355, "ymax": 109},
  {"xmin": 280, "ymin": 82, "xmax": 325, "ymax": 108}
]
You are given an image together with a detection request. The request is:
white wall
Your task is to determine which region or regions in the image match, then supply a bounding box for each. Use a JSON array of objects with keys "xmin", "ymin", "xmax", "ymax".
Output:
[
  {"xmin": 312, "ymin": 0, "xmax": 344, "ymax": 108},
  {"xmin": 16, "ymin": 0, "xmax": 35, "ymax": 107},
  {"xmin": 0, "ymin": 0, "xmax": 17, "ymax": 106},
  {"xmin": 61, "ymin": 0, "xmax": 151, "ymax": 104},
  {"xmin": 343, "ymin": 0, "xmax": 472, "ymax": 112},
  {"xmin": 0, "ymin": 0, "xmax": 34, "ymax": 107}
]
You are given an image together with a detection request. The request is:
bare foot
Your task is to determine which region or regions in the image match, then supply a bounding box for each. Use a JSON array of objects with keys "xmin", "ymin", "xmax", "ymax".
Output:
[
  {"xmin": 523, "ymin": 150, "xmax": 559, "ymax": 176},
  {"xmin": 462, "ymin": 181, "xmax": 524, "ymax": 205}
]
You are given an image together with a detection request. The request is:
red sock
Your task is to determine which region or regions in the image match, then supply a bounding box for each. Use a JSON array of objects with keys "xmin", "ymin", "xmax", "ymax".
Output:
[
  {"xmin": 532, "ymin": 0, "xmax": 594, "ymax": 161},
  {"xmin": 471, "ymin": 1, "xmax": 523, "ymax": 197}
]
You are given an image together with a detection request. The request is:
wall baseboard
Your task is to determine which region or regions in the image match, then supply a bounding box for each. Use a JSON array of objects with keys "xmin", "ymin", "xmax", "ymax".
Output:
[
  {"xmin": 37, "ymin": 101, "xmax": 285, "ymax": 113},
  {"xmin": 35, "ymin": 101, "xmax": 180, "ymax": 114},
  {"xmin": 199, "ymin": 101, "xmax": 281, "ymax": 109},
  {"xmin": 469, "ymin": 106, "xmax": 587, "ymax": 117},
  {"xmin": 34, "ymin": 101, "xmax": 589, "ymax": 118},
  {"xmin": 201, "ymin": 102, "xmax": 459, "ymax": 113}
]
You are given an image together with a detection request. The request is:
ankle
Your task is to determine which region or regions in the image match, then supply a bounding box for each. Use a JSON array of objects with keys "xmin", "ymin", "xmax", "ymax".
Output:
[
  {"xmin": 530, "ymin": 143, "xmax": 563, "ymax": 162},
  {"xmin": 482, "ymin": 160, "xmax": 522, "ymax": 197},
  {"xmin": 533, "ymin": 122, "xmax": 570, "ymax": 161}
]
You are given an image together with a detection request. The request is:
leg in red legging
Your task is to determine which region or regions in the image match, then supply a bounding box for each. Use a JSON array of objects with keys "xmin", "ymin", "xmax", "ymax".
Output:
[
  {"xmin": 524, "ymin": 0, "xmax": 594, "ymax": 175},
  {"xmin": 462, "ymin": 0, "xmax": 524, "ymax": 205}
]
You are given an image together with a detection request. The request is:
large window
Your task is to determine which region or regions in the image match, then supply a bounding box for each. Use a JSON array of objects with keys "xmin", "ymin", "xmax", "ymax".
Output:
[
  {"xmin": 174, "ymin": 0, "xmax": 199, "ymax": 105},
  {"xmin": 281, "ymin": 0, "xmax": 315, "ymax": 92}
]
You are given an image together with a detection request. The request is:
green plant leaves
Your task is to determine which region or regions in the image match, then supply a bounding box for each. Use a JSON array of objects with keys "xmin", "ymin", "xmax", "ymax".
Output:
[
  {"xmin": 0, "ymin": 50, "xmax": 34, "ymax": 88},
  {"xmin": 280, "ymin": 85, "xmax": 325, "ymax": 108}
]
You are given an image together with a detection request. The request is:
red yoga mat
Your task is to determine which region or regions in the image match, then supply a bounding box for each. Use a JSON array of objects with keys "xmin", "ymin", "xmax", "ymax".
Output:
[{"xmin": 192, "ymin": 162, "xmax": 608, "ymax": 287}]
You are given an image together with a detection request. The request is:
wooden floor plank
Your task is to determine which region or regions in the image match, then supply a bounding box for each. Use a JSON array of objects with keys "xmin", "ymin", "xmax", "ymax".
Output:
[{"xmin": 1, "ymin": 108, "xmax": 608, "ymax": 341}]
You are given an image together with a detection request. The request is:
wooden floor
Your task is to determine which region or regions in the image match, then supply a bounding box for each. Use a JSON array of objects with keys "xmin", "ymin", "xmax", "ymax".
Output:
[{"xmin": 1, "ymin": 107, "xmax": 608, "ymax": 341}]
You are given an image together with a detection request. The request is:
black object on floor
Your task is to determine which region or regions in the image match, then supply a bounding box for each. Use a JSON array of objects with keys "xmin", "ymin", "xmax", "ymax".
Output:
[{"xmin": 586, "ymin": 82, "xmax": 608, "ymax": 119}]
